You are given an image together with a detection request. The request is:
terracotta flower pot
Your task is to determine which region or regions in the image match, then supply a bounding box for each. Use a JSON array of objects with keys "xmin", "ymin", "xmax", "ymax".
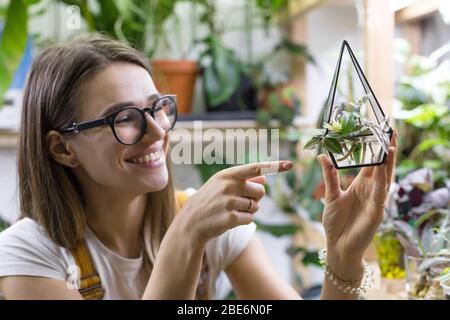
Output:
[{"xmin": 151, "ymin": 60, "xmax": 199, "ymax": 115}]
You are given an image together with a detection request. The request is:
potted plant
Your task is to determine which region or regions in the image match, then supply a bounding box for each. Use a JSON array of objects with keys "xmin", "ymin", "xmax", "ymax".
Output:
[
  {"xmin": 376, "ymin": 167, "xmax": 450, "ymax": 299},
  {"xmin": 252, "ymin": 37, "xmax": 314, "ymax": 126},
  {"xmin": 256, "ymin": 83, "xmax": 300, "ymax": 129},
  {"xmin": 0, "ymin": 0, "xmax": 200, "ymax": 114},
  {"xmin": 393, "ymin": 40, "xmax": 450, "ymax": 181},
  {"xmin": 0, "ymin": 0, "xmax": 30, "ymax": 107},
  {"xmin": 60, "ymin": 0, "xmax": 199, "ymax": 115},
  {"xmin": 193, "ymin": 0, "xmax": 257, "ymax": 113}
]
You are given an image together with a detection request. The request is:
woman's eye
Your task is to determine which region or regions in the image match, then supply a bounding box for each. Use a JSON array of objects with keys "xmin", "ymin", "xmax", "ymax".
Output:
[
  {"xmin": 116, "ymin": 113, "xmax": 136, "ymax": 124},
  {"xmin": 116, "ymin": 116, "xmax": 131, "ymax": 123}
]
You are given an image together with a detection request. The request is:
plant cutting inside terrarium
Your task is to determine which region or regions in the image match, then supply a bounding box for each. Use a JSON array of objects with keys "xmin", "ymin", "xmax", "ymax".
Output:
[{"xmin": 304, "ymin": 40, "xmax": 393, "ymax": 169}]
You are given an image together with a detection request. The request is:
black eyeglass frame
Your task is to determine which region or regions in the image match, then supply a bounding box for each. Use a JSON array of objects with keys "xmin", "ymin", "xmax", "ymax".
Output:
[{"xmin": 59, "ymin": 94, "xmax": 177, "ymax": 145}]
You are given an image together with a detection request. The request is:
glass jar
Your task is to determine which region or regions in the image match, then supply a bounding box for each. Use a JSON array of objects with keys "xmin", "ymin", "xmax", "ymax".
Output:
[
  {"xmin": 374, "ymin": 232, "xmax": 406, "ymax": 279},
  {"xmin": 404, "ymin": 255, "xmax": 447, "ymax": 300},
  {"xmin": 440, "ymin": 279, "xmax": 450, "ymax": 300}
]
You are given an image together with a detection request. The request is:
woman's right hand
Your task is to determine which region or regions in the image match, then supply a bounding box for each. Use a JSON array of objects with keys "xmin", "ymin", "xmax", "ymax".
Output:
[{"xmin": 174, "ymin": 161, "xmax": 293, "ymax": 245}]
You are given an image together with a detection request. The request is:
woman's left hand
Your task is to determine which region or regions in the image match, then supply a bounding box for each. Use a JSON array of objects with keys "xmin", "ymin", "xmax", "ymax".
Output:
[{"xmin": 318, "ymin": 132, "xmax": 397, "ymax": 279}]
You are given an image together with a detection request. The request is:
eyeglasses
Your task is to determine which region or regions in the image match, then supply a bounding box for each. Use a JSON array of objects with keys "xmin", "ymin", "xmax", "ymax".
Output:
[{"xmin": 60, "ymin": 95, "xmax": 177, "ymax": 145}]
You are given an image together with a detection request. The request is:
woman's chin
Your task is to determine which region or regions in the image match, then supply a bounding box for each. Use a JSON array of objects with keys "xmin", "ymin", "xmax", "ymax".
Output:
[
  {"xmin": 141, "ymin": 170, "xmax": 169, "ymax": 192},
  {"xmin": 123, "ymin": 158, "xmax": 169, "ymax": 192}
]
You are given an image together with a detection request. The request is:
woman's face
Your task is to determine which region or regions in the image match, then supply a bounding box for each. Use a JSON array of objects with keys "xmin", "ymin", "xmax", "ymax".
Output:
[{"xmin": 69, "ymin": 62, "xmax": 169, "ymax": 194}]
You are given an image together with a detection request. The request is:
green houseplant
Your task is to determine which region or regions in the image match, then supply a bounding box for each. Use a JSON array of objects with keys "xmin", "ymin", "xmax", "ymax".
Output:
[
  {"xmin": 193, "ymin": 0, "xmax": 256, "ymax": 112},
  {"xmin": 194, "ymin": 0, "xmax": 313, "ymax": 114},
  {"xmin": 0, "ymin": 0, "xmax": 32, "ymax": 107},
  {"xmin": 394, "ymin": 40, "xmax": 450, "ymax": 181},
  {"xmin": 0, "ymin": 0, "xmax": 199, "ymax": 114},
  {"xmin": 376, "ymin": 165, "xmax": 450, "ymax": 298},
  {"xmin": 60, "ymin": 0, "xmax": 199, "ymax": 115}
]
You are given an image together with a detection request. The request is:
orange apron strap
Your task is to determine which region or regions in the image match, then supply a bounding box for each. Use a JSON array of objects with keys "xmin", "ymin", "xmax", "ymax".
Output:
[
  {"xmin": 175, "ymin": 190, "xmax": 189, "ymax": 213},
  {"xmin": 71, "ymin": 239, "xmax": 105, "ymax": 300},
  {"xmin": 175, "ymin": 190, "xmax": 209, "ymax": 300},
  {"xmin": 70, "ymin": 190, "xmax": 207, "ymax": 300}
]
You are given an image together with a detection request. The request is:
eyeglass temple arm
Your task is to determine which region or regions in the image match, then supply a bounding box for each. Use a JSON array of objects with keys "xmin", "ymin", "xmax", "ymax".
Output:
[{"xmin": 60, "ymin": 118, "xmax": 109, "ymax": 135}]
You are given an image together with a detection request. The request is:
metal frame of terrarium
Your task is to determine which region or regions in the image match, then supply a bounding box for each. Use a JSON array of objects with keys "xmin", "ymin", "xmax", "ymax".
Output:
[{"xmin": 322, "ymin": 40, "xmax": 393, "ymax": 170}]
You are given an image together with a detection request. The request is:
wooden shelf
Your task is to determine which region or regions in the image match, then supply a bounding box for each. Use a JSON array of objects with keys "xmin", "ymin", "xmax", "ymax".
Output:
[
  {"xmin": 0, "ymin": 116, "xmax": 315, "ymax": 149},
  {"xmin": 395, "ymin": 0, "xmax": 439, "ymax": 23},
  {"xmin": 0, "ymin": 130, "xmax": 18, "ymax": 148}
]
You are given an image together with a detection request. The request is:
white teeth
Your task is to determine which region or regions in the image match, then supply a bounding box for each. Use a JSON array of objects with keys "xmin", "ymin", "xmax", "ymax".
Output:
[{"xmin": 129, "ymin": 150, "xmax": 162, "ymax": 164}]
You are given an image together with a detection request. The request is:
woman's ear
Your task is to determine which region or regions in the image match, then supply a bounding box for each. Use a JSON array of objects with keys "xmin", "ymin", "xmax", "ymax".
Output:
[{"xmin": 46, "ymin": 130, "xmax": 79, "ymax": 168}]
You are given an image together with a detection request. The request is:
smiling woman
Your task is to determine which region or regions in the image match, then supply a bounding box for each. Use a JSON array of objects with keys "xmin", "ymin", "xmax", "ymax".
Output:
[
  {"xmin": 0, "ymin": 35, "xmax": 292, "ymax": 300},
  {"xmin": 0, "ymin": 35, "xmax": 397, "ymax": 301}
]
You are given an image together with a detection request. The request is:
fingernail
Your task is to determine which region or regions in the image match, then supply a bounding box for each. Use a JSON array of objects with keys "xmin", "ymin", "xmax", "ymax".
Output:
[{"xmin": 282, "ymin": 161, "xmax": 293, "ymax": 170}]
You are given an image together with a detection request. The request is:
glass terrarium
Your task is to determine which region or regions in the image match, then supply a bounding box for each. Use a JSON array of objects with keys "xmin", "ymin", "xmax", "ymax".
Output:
[{"xmin": 304, "ymin": 40, "xmax": 393, "ymax": 169}]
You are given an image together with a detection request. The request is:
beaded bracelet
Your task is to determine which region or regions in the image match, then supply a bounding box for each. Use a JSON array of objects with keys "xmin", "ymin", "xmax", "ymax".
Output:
[{"xmin": 318, "ymin": 249, "xmax": 374, "ymax": 295}]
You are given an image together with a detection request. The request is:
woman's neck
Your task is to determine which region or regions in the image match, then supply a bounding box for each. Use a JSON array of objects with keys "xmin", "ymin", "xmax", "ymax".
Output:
[{"xmin": 84, "ymin": 189, "xmax": 147, "ymax": 259}]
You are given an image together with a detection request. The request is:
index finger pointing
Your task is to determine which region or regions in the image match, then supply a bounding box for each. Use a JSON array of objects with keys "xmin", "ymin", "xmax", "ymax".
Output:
[{"xmin": 222, "ymin": 161, "xmax": 293, "ymax": 179}]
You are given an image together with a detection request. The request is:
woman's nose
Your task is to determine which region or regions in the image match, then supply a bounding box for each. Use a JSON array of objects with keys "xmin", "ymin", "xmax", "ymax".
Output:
[{"xmin": 142, "ymin": 112, "xmax": 165, "ymax": 141}]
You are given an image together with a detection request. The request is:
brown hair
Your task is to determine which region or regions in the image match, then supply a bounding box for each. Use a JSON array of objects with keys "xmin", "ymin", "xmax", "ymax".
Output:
[{"xmin": 18, "ymin": 35, "xmax": 175, "ymax": 266}]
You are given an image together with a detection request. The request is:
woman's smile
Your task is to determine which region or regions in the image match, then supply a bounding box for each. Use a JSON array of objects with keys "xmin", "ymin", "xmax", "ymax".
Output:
[{"xmin": 124, "ymin": 141, "xmax": 165, "ymax": 169}]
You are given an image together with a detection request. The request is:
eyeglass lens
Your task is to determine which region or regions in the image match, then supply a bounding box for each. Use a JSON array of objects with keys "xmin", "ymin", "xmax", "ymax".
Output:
[{"xmin": 113, "ymin": 97, "xmax": 176, "ymax": 145}]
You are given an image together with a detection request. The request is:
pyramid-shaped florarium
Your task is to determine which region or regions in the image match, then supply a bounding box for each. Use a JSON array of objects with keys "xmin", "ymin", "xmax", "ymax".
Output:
[{"xmin": 304, "ymin": 40, "xmax": 393, "ymax": 169}]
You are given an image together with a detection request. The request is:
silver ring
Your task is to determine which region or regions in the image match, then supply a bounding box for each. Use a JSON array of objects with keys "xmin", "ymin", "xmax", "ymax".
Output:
[
  {"xmin": 376, "ymin": 184, "xmax": 389, "ymax": 191},
  {"xmin": 371, "ymin": 198, "xmax": 385, "ymax": 208},
  {"xmin": 246, "ymin": 198, "xmax": 253, "ymax": 212}
]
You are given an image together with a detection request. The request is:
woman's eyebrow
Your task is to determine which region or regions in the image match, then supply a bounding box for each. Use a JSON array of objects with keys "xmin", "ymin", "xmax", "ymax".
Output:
[{"xmin": 99, "ymin": 93, "xmax": 161, "ymax": 117}]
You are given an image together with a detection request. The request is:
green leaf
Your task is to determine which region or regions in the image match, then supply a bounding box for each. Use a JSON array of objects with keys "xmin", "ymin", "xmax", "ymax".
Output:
[
  {"xmin": 323, "ymin": 137, "xmax": 343, "ymax": 154},
  {"xmin": 268, "ymin": 92, "xmax": 281, "ymax": 113},
  {"xmin": 340, "ymin": 112, "xmax": 356, "ymax": 134},
  {"xmin": 304, "ymin": 200, "xmax": 324, "ymax": 221},
  {"xmin": 405, "ymin": 104, "xmax": 448, "ymax": 128},
  {"xmin": 279, "ymin": 39, "xmax": 316, "ymax": 64},
  {"xmin": 301, "ymin": 251, "xmax": 321, "ymax": 267},
  {"xmin": 0, "ymin": 217, "xmax": 9, "ymax": 232},
  {"xmin": 195, "ymin": 161, "xmax": 230, "ymax": 183},
  {"xmin": 298, "ymin": 160, "xmax": 322, "ymax": 199},
  {"xmin": 286, "ymin": 247, "xmax": 321, "ymax": 267},
  {"xmin": 203, "ymin": 40, "xmax": 241, "ymax": 107},
  {"xmin": 256, "ymin": 110, "xmax": 271, "ymax": 127},
  {"xmin": 0, "ymin": 0, "xmax": 29, "ymax": 107},
  {"xmin": 254, "ymin": 220, "xmax": 299, "ymax": 237},
  {"xmin": 416, "ymin": 138, "xmax": 450, "ymax": 153},
  {"xmin": 358, "ymin": 93, "xmax": 371, "ymax": 104},
  {"xmin": 24, "ymin": 0, "xmax": 40, "ymax": 5},
  {"xmin": 97, "ymin": 0, "xmax": 120, "ymax": 35},
  {"xmin": 303, "ymin": 136, "xmax": 321, "ymax": 150},
  {"xmin": 274, "ymin": 103, "xmax": 295, "ymax": 127},
  {"xmin": 352, "ymin": 143, "xmax": 362, "ymax": 164}
]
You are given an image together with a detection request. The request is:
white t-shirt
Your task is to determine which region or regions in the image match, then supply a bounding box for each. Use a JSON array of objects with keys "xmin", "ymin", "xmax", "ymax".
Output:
[{"xmin": 0, "ymin": 217, "xmax": 256, "ymax": 299}]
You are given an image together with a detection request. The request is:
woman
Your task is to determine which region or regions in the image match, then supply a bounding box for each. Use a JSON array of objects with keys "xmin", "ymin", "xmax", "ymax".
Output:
[{"xmin": 0, "ymin": 36, "xmax": 397, "ymax": 300}]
